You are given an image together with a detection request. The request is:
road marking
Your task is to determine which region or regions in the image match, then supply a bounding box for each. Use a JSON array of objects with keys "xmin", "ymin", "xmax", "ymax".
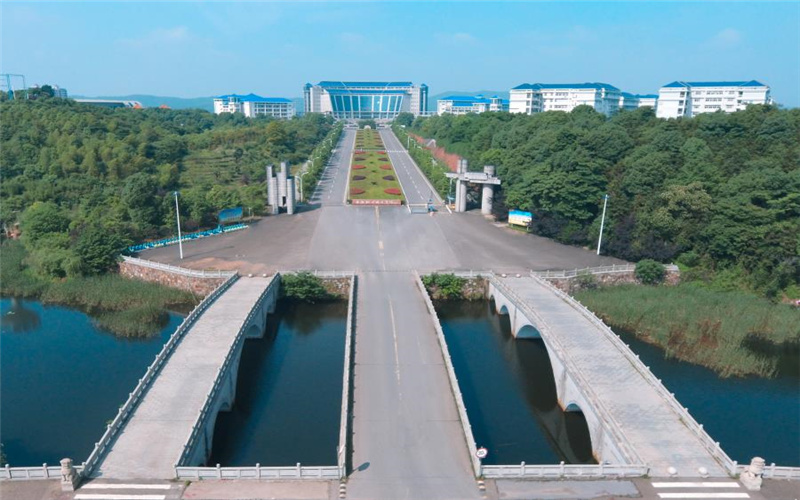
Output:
[
  {"xmin": 653, "ymin": 483, "xmax": 741, "ymax": 488},
  {"xmin": 387, "ymin": 297, "xmax": 402, "ymax": 396},
  {"xmin": 75, "ymin": 495, "xmax": 166, "ymax": 500},
  {"xmin": 657, "ymin": 494, "xmax": 749, "ymax": 499},
  {"xmin": 378, "ymin": 240, "xmax": 383, "ymax": 250},
  {"xmin": 82, "ymin": 484, "xmax": 171, "ymax": 490}
]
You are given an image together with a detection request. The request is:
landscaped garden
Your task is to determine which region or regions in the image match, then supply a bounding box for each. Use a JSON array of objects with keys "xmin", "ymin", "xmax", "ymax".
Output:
[{"xmin": 349, "ymin": 129, "xmax": 405, "ymax": 203}]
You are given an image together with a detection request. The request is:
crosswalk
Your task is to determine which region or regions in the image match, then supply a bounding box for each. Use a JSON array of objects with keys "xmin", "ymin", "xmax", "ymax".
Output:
[
  {"xmin": 75, "ymin": 482, "xmax": 180, "ymax": 500},
  {"xmin": 652, "ymin": 481, "xmax": 750, "ymax": 499}
]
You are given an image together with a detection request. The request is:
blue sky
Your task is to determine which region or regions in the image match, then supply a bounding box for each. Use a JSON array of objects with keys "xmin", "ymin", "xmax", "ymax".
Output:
[{"xmin": 2, "ymin": 1, "xmax": 799, "ymax": 106}]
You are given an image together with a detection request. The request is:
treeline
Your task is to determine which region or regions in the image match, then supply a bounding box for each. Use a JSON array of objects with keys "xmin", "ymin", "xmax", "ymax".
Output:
[
  {"xmin": 0, "ymin": 97, "xmax": 334, "ymax": 279},
  {"xmin": 405, "ymin": 106, "xmax": 800, "ymax": 298}
]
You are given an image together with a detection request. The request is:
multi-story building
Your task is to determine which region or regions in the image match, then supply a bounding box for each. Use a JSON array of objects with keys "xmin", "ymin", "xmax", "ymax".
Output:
[
  {"xmin": 437, "ymin": 95, "xmax": 509, "ymax": 115},
  {"xmin": 656, "ymin": 81, "xmax": 771, "ymax": 119},
  {"xmin": 510, "ymin": 83, "xmax": 622, "ymax": 117},
  {"xmin": 52, "ymin": 85, "xmax": 68, "ymax": 98},
  {"xmin": 213, "ymin": 94, "xmax": 295, "ymax": 119},
  {"xmin": 303, "ymin": 81, "xmax": 428, "ymax": 119},
  {"xmin": 619, "ymin": 92, "xmax": 658, "ymax": 112}
]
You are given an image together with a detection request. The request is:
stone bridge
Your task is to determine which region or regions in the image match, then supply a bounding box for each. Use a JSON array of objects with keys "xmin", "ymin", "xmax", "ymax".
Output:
[
  {"xmin": 488, "ymin": 274, "xmax": 730, "ymax": 477},
  {"xmin": 92, "ymin": 274, "xmax": 280, "ymax": 479}
]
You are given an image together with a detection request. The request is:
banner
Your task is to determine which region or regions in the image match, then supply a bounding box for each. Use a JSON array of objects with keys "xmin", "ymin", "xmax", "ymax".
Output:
[
  {"xmin": 218, "ymin": 207, "xmax": 243, "ymax": 224},
  {"xmin": 508, "ymin": 210, "xmax": 533, "ymax": 227}
]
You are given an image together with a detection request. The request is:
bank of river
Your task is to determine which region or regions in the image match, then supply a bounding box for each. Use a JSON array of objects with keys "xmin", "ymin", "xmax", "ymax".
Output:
[
  {"xmin": 0, "ymin": 298, "xmax": 183, "ymax": 466},
  {"xmin": 208, "ymin": 300, "xmax": 347, "ymax": 466}
]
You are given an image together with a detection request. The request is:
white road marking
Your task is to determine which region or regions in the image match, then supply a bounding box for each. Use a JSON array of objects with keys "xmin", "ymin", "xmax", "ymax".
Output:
[
  {"xmin": 82, "ymin": 484, "xmax": 171, "ymax": 490},
  {"xmin": 75, "ymin": 495, "xmax": 166, "ymax": 500},
  {"xmin": 388, "ymin": 298, "xmax": 402, "ymax": 396},
  {"xmin": 653, "ymin": 483, "xmax": 741, "ymax": 489},
  {"xmin": 657, "ymin": 494, "xmax": 749, "ymax": 499}
]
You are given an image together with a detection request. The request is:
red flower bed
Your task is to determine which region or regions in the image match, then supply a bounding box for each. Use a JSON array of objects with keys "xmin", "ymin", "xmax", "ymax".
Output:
[
  {"xmin": 352, "ymin": 164, "xmax": 366, "ymax": 169},
  {"xmin": 354, "ymin": 150, "xmax": 365, "ymax": 154},
  {"xmin": 352, "ymin": 175, "xmax": 366, "ymax": 181},
  {"xmin": 350, "ymin": 187, "xmax": 365, "ymax": 195},
  {"xmin": 380, "ymin": 165, "xmax": 392, "ymax": 170},
  {"xmin": 382, "ymin": 175, "xmax": 395, "ymax": 181},
  {"xmin": 378, "ymin": 151, "xmax": 386, "ymax": 154},
  {"xmin": 384, "ymin": 188, "xmax": 402, "ymax": 196}
]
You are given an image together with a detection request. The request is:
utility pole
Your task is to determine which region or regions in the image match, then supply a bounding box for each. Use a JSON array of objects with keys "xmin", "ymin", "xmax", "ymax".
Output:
[
  {"xmin": 596, "ymin": 194, "xmax": 609, "ymax": 256},
  {"xmin": 174, "ymin": 191, "xmax": 184, "ymax": 260}
]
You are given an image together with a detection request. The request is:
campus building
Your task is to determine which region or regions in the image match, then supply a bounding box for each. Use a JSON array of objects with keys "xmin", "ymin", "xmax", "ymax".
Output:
[
  {"xmin": 437, "ymin": 95, "xmax": 509, "ymax": 115},
  {"xmin": 656, "ymin": 81, "xmax": 771, "ymax": 119},
  {"xmin": 213, "ymin": 94, "xmax": 295, "ymax": 119},
  {"xmin": 509, "ymin": 83, "xmax": 622, "ymax": 117},
  {"xmin": 619, "ymin": 92, "xmax": 658, "ymax": 112},
  {"xmin": 75, "ymin": 99, "xmax": 142, "ymax": 109},
  {"xmin": 303, "ymin": 81, "xmax": 428, "ymax": 119}
]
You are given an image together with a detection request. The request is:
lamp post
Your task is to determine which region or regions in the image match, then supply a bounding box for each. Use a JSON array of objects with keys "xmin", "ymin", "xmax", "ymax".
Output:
[
  {"xmin": 298, "ymin": 170, "xmax": 308, "ymax": 203},
  {"xmin": 173, "ymin": 191, "xmax": 184, "ymax": 260},
  {"xmin": 596, "ymin": 194, "xmax": 609, "ymax": 256}
]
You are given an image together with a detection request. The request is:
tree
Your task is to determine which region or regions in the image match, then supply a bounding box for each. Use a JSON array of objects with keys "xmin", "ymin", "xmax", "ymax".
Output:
[
  {"xmin": 20, "ymin": 202, "xmax": 70, "ymax": 246},
  {"xmin": 394, "ymin": 112, "xmax": 414, "ymax": 127},
  {"xmin": 635, "ymin": 259, "xmax": 666, "ymax": 285},
  {"xmin": 75, "ymin": 224, "xmax": 126, "ymax": 275}
]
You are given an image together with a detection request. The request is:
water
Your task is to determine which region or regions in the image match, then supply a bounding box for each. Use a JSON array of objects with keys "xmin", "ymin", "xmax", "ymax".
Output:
[
  {"xmin": 618, "ymin": 329, "xmax": 800, "ymax": 466},
  {"xmin": 0, "ymin": 298, "xmax": 182, "ymax": 466},
  {"xmin": 435, "ymin": 300, "xmax": 595, "ymax": 465},
  {"xmin": 208, "ymin": 300, "xmax": 347, "ymax": 466}
]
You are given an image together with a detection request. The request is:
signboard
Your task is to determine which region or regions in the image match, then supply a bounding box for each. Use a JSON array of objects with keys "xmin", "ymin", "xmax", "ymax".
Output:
[
  {"xmin": 218, "ymin": 207, "xmax": 243, "ymax": 224},
  {"xmin": 508, "ymin": 210, "xmax": 533, "ymax": 227}
]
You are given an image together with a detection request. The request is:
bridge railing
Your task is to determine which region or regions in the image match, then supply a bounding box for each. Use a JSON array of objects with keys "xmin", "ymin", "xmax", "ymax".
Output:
[
  {"xmin": 533, "ymin": 276, "xmax": 739, "ymax": 475},
  {"xmin": 176, "ymin": 274, "xmax": 281, "ymax": 469},
  {"xmin": 175, "ymin": 464, "xmax": 339, "ymax": 480},
  {"xmin": 489, "ymin": 276, "xmax": 644, "ymax": 466},
  {"xmin": 736, "ymin": 464, "xmax": 800, "ymax": 480},
  {"xmin": 121, "ymin": 256, "xmax": 237, "ymax": 278},
  {"xmin": 2, "ymin": 464, "xmax": 84, "ymax": 481},
  {"xmin": 415, "ymin": 272, "xmax": 481, "ymax": 477},
  {"xmin": 532, "ymin": 263, "xmax": 679, "ymax": 279},
  {"xmin": 337, "ymin": 274, "xmax": 356, "ymax": 478},
  {"xmin": 483, "ymin": 462, "xmax": 649, "ymax": 479},
  {"xmin": 80, "ymin": 272, "xmax": 239, "ymax": 479}
]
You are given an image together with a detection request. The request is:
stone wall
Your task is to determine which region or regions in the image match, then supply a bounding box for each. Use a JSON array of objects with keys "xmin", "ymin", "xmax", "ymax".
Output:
[
  {"xmin": 321, "ymin": 277, "xmax": 351, "ymax": 299},
  {"xmin": 545, "ymin": 268, "xmax": 681, "ymax": 294},
  {"xmin": 119, "ymin": 260, "xmax": 229, "ymax": 297}
]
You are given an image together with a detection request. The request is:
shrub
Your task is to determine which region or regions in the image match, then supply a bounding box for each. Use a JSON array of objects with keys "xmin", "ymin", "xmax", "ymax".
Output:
[
  {"xmin": 380, "ymin": 165, "xmax": 392, "ymax": 170},
  {"xmin": 281, "ymin": 272, "xmax": 331, "ymax": 303},
  {"xmin": 422, "ymin": 273, "xmax": 466, "ymax": 299},
  {"xmin": 575, "ymin": 271, "xmax": 598, "ymax": 290},
  {"xmin": 350, "ymin": 187, "xmax": 365, "ymax": 195},
  {"xmin": 384, "ymin": 188, "xmax": 402, "ymax": 195},
  {"xmin": 352, "ymin": 175, "xmax": 366, "ymax": 181},
  {"xmin": 636, "ymin": 259, "xmax": 666, "ymax": 285},
  {"xmin": 382, "ymin": 175, "xmax": 396, "ymax": 181}
]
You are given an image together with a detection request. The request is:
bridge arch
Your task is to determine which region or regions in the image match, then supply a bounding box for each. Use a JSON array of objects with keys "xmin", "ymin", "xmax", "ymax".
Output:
[{"xmin": 516, "ymin": 323, "xmax": 542, "ymax": 339}]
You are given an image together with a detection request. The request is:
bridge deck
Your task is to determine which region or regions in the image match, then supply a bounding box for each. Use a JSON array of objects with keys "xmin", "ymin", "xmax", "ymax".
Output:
[
  {"xmin": 497, "ymin": 276, "xmax": 727, "ymax": 477},
  {"xmin": 347, "ymin": 272, "xmax": 479, "ymax": 499},
  {"xmin": 94, "ymin": 277, "xmax": 272, "ymax": 479}
]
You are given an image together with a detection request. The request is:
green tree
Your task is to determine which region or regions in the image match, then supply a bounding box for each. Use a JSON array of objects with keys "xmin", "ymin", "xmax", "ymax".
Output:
[{"xmin": 75, "ymin": 224, "xmax": 126, "ymax": 275}]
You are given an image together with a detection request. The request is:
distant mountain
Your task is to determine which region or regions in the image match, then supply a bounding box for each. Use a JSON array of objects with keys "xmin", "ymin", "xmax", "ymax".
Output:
[
  {"xmin": 428, "ymin": 90, "xmax": 510, "ymax": 109},
  {"xmin": 73, "ymin": 94, "xmax": 215, "ymax": 111}
]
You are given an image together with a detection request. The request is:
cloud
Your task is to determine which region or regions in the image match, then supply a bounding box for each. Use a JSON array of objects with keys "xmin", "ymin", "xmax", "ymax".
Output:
[
  {"xmin": 117, "ymin": 26, "xmax": 191, "ymax": 49},
  {"xmin": 706, "ymin": 28, "xmax": 742, "ymax": 49},
  {"xmin": 435, "ymin": 32, "xmax": 477, "ymax": 46}
]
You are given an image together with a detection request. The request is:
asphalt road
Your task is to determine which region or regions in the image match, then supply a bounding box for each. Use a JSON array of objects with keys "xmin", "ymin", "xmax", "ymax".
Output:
[{"xmin": 380, "ymin": 128, "xmax": 444, "ymax": 207}]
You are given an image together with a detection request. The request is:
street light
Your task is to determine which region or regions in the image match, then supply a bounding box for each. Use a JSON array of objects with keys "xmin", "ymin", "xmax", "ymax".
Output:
[
  {"xmin": 596, "ymin": 194, "xmax": 609, "ymax": 256},
  {"xmin": 173, "ymin": 191, "xmax": 184, "ymax": 260},
  {"xmin": 298, "ymin": 170, "xmax": 308, "ymax": 202}
]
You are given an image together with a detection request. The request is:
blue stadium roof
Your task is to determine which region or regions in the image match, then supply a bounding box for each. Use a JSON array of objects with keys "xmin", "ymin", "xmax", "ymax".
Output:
[
  {"xmin": 621, "ymin": 92, "xmax": 659, "ymax": 99},
  {"xmin": 439, "ymin": 95, "xmax": 509, "ymax": 106},
  {"xmin": 215, "ymin": 93, "xmax": 292, "ymax": 103},
  {"xmin": 662, "ymin": 80, "xmax": 766, "ymax": 88},
  {"xmin": 317, "ymin": 81, "xmax": 414, "ymax": 88},
  {"xmin": 512, "ymin": 82, "xmax": 620, "ymax": 91}
]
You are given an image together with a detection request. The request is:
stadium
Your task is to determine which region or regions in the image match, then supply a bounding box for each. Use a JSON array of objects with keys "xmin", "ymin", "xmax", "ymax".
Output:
[{"xmin": 303, "ymin": 81, "xmax": 429, "ymax": 120}]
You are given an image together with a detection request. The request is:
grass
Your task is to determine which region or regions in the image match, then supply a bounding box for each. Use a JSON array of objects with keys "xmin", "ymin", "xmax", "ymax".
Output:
[
  {"xmin": 1, "ymin": 240, "xmax": 199, "ymax": 337},
  {"xmin": 349, "ymin": 130, "xmax": 404, "ymax": 202},
  {"xmin": 574, "ymin": 283, "xmax": 800, "ymax": 378}
]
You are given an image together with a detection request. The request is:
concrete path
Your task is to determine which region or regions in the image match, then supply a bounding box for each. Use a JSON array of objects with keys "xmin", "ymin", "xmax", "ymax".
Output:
[
  {"xmin": 347, "ymin": 271, "xmax": 480, "ymax": 499},
  {"xmin": 94, "ymin": 277, "xmax": 272, "ymax": 480},
  {"xmin": 497, "ymin": 276, "xmax": 728, "ymax": 477}
]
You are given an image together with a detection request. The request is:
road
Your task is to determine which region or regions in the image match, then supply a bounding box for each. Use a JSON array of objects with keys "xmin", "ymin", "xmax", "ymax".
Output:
[{"xmin": 380, "ymin": 128, "xmax": 444, "ymax": 207}]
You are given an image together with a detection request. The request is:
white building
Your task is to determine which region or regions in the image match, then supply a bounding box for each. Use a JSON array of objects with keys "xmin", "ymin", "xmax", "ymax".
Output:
[
  {"xmin": 213, "ymin": 94, "xmax": 295, "ymax": 119},
  {"xmin": 656, "ymin": 81, "xmax": 771, "ymax": 119},
  {"xmin": 510, "ymin": 83, "xmax": 622, "ymax": 117},
  {"xmin": 52, "ymin": 85, "xmax": 68, "ymax": 98},
  {"xmin": 437, "ymin": 95, "xmax": 509, "ymax": 115},
  {"xmin": 303, "ymin": 81, "xmax": 428, "ymax": 120},
  {"xmin": 619, "ymin": 92, "xmax": 658, "ymax": 112}
]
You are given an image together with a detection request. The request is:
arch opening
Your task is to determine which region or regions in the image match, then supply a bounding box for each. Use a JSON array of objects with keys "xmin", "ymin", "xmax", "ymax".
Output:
[
  {"xmin": 516, "ymin": 324, "xmax": 542, "ymax": 339},
  {"xmin": 561, "ymin": 401, "xmax": 595, "ymax": 464}
]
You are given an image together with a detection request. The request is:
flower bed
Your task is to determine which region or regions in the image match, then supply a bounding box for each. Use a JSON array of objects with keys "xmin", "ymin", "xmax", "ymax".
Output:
[
  {"xmin": 348, "ymin": 129, "xmax": 404, "ymax": 202},
  {"xmin": 382, "ymin": 175, "xmax": 395, "ymax": 181},
  {"xmin": 352, "ymin": 175, "xmax": 366, "ymax": 181},
  {"xmin": 350, "ymin": 187, "xmax": 365, "ymax": 195},
  {"xmin": 380, "ymin": 165, "xmax": 392, "ymax": 170},
  {"xmin": 352, "ymin": 164, "xmax": 366, "ymax": 170},
  {"xmin": 384, "ymin": 188, "xmax": 402, "ymax": 195}
]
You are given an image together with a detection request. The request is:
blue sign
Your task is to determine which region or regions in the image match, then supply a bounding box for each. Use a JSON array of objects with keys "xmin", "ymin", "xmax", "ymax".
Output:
[{"xmin": 218, "ymin": 207, "xmax": 243, "ymax": 224}]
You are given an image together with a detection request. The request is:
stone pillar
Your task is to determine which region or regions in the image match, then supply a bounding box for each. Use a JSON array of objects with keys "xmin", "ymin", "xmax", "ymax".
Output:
[
  {"xmin": 60, "ymin": 458, "xmax": 79, "ymax": 491},
  {"xmin": 286, "ymin": 177, "xmax": 296, "ymax": 215},
  {"xmin": 268, "ymin": 177, "xmax": 279, "ymax": 215},
  {"xmin": 481, "ymin": 183, "xmax": 493, "ymax": 215},
  {"xmin": 740, "ymin": 457, "xmax": 765, "ymax": 491},
  {"xmin": 278, "ymin": 162, "xmax": 288, "ymax": 206},
  {"xmin": 457, "ymin": 180, "xmax": 468, "ymax": 212}
]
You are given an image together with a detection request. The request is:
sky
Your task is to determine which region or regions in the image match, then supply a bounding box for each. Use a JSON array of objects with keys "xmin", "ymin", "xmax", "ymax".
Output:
[{"xmin": 2, "ymin": 1, "xmax": 799, "ymax": 106}]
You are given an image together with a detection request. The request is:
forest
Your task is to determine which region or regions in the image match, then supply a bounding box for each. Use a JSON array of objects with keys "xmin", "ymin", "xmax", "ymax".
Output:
[
  {"xmin": 0, "ymin": 97, "xmax": 334, "ymax": 279},
  {"xmin": 402, "ymin": 106, "xmax": 800, "ymax": 299}
]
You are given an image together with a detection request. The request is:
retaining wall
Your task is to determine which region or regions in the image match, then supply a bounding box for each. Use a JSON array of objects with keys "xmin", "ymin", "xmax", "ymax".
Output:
[
  {"xmin": 545, "ymin": 268, "xmax": 680, "ymax": 294},
  {"xmin": 119, "ymin": 258, "xmax": 229, "ymax": 296}
]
